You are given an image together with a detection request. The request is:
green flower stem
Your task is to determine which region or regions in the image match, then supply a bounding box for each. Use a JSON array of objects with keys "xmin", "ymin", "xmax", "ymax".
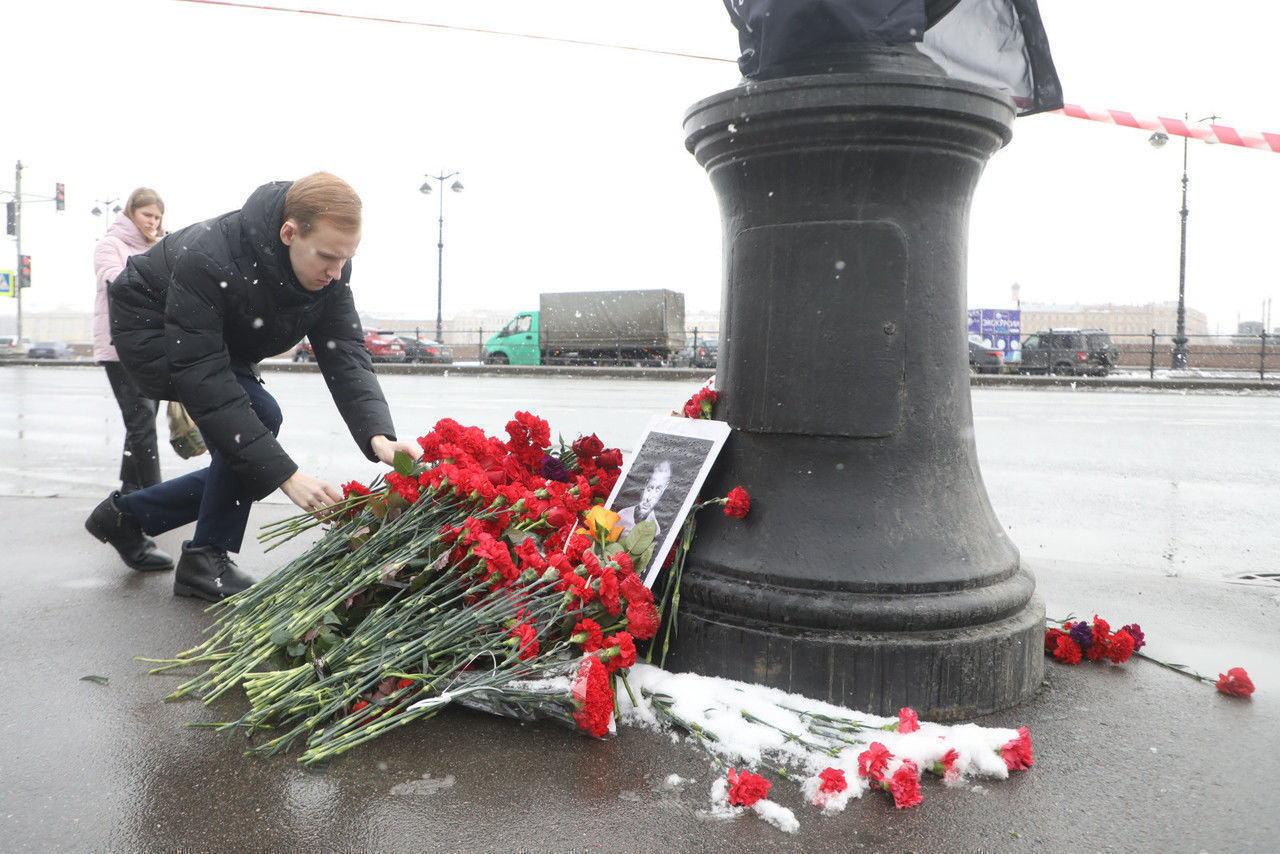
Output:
[
  {"xmin": 644, "ymin": 690, "xmax": 801, "ymax": 783},
  {"xmin": 740, "ymin": 709, "xmax": 842, "ymax": 757},
  {"xmin": 1131, "ymin": 649, "xmax": 1215, "ymax": 684}
]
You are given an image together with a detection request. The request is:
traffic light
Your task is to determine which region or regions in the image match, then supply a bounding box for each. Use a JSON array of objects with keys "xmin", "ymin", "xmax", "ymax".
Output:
[
  {"xmin": 5, "ymin": 201, "xmax": 14, "ymax": 236},
  {"xmin": 55, "ymin": 183, "xmax": 65, "ymax": 211},
  {"xmin": 18, "ymin": 255, "xmax": 31, "ymax": 288}
]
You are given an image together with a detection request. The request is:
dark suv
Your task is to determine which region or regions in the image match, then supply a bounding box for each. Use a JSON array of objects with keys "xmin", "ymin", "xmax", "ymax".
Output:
[{"xmin": 1019, "ymin": 328, "xmax": 1120, "ymax": 376}]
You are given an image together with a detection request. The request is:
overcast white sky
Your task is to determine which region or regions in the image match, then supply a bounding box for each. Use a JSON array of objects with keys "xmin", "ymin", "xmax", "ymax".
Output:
[{"xmin": 3, "ymin": 0, "xmax": 1279, "ymax": 335}]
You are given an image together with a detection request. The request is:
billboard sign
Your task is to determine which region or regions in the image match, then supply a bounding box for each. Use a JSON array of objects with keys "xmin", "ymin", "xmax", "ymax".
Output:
[{"xmin": 967, "ymin": 308, "xmax": 1021, "ymax": 361}]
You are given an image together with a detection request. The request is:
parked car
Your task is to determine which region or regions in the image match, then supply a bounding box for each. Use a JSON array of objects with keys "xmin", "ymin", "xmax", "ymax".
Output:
[
  {"xmin": 968, "ymin": 336, "xmax": 1005, "ymax": 374},
  {"xmin": 1019, "ymin": 328, "xmax": 1120, "ymax": 376},
  {"xmin": 682, "ymin": 337, "xmax": 718, "ymax": 368},
  {"xmin": 294, "ymin": 331, "xmax": 410, "ymax": 363},
  {"xmin": 292, "ymin": 340, "xmax": 315, "ymax": 362},
  {"xmin": 0, "ymin": 336, "xmax": 34, "ymax": 358},
  {"xmin": 363, "ymin": 329, "xmax": 407, "ymax": 363},
  {"xmin": 27, "ymin": 340, "xmax": 71, "ymax": 359},
  {"xmin": 396, "ymin": 336, "xmax": 453, "ymax": 364}
]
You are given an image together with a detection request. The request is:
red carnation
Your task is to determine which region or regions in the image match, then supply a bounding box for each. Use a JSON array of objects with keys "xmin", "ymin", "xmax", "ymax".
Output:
[
  {"xmin": 857, "ymin": 742, "xmax": 892, "ymax": 782},
  {"xmin": 1000, "ymin": 726, "xmax": 1033, "ymax": 771},
  {"xmin": 1084, "ymin": 637, "xmax": 1110, "ymax": 661},
  {"xmin": 625, "ymin": 597, "xmax": 660, "ymax": 640},
  {"xmin": 1052, "ymin": 635, "xmax": 1082, "ymax": 665},
  {"xmin": 1044, "ymin": 627, "xmax": 1066, "ymax": 651},
  {"xmin": 596, "ymin": 448, "xmax": 623, "ymax": 469},
  {"xmin": 508, "ymin": 622, "xmax": 540, "ymax": 661},
  {"xmin": 937, "ymin": 748, "xmax": 961, "ymax": 784},
  {"xmin": 597, "ymin": 567, "xmax": 622, "ymax": 616},
  {"xmin": 726, "ymin": 768, "xmax": 771, "ymax": 807},
  {"xmin": 817, "ymin": 767, "xmax": 847, "ymax": 795},
  {"xmin": 384, "ymin": 471, "xmax": 420, "ymax": 504},
  {"xmin": 571, "ymin": 655, "xmax": 614, "ymax": 738},
  {"xmin": 723, "ymin": 486, "xmax": 751, "ymax": 518},
  {"xmin": 572, "ymin": 618, "xmax": 604, "ymax": 652},
  {"xmin": 1106, "ymin": 629, "xmax": 1136, "ymax": 663},
  {"xmin": 619, "ymin": 569, "xmax": 648, "ymax": 602},
  {"xmin": 513, "ymin": 538, "xmax": 547, "ymax": 573},
  {"xmin": 1216, "ymin": 667, "xmax": 1255, "ymax": 698},
  {"xmin": 885, "ymin": 761, "xmax": 922, "ymax": 809},
  {"xmin": 897, "ymin": 707, "xmax": 920, "ymax": 734},
  {"xmin": 601, "ymin": 632, "xmax": 637, "ymax": 673},
  {"xmin": 341, "ymin": 480, "xmax": 371, "ymax": 499}
]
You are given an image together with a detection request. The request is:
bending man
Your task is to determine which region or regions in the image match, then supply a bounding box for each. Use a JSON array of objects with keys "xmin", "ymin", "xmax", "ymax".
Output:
[{"xmin": 85, "ymin": 172, "xmax": 421, "ymax": 602}]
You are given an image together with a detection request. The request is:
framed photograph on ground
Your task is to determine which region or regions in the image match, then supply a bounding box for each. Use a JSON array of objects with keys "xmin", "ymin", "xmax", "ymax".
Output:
[{"xmin": 606, "ymin": 415, "xmax": 732, "ymax": 586}]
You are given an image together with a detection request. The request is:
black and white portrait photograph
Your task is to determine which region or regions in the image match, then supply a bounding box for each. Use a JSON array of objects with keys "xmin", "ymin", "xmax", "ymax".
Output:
[{"xmin": 607, "ymin": 415, "xmax": 731, "ymax": 585}]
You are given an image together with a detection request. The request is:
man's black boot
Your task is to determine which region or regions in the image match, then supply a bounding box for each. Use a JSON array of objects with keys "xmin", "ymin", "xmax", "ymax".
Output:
[
  {"xmin": 84, "ymin": 491, "xmax": 174, "ymax": 572},
  {"xmin": 173, "ymin": 541, "xmax": 255, "ymax": 602}
]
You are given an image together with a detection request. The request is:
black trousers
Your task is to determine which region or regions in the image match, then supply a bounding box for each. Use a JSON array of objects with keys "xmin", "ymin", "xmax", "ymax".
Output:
[{"xmin": 102, "ymin": 361, "xmax": 161, "ymax": 493}]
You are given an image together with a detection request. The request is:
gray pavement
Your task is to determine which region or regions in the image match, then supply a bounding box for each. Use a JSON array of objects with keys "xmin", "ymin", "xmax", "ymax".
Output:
[{"xmin": 2, "ymin": 364, "xmax": 1278, "ymax": 852}]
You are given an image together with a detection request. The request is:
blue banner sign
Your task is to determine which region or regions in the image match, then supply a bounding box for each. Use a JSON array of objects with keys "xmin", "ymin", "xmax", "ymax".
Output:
[{"xmin": 967, "ymin": 308, "xmax": 1022, "ymax": 361}]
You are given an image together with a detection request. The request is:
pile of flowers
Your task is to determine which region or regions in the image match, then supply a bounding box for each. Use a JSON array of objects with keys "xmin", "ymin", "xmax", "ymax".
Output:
[
  {"xmin": 150, "ymin": 412, "xmax": 746, "ymax": 764},
  {"xmin": 1044, "ymin": 614, "xmax": 1143, "ymax": 665},
  {"xmin": 1045, "ymin": 615, "xmax": 1254, "ymax": 698},
  {"xmin": 622, "ymin": 665, "xmax": 1035, "ymax": 832}
]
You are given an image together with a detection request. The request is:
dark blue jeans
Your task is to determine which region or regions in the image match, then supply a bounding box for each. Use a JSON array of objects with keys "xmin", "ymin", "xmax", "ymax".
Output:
[{"xmin": 116, "ymin": 376, "xmax": 283, "ymax": 553}]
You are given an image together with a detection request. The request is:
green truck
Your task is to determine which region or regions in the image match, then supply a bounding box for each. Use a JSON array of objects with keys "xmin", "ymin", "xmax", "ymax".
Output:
[{"xmin": 483, "ymin": 289, "xmax": 686, "ymax": 366}]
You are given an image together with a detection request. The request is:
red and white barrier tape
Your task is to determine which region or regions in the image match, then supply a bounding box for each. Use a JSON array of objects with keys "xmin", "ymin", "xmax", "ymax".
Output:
[{"xmin": 1053, "ymin": 103, "xmax": 1280, "ymax": 154}]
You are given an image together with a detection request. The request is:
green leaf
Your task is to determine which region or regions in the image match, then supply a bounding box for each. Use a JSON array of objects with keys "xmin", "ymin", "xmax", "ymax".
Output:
[
  {"xmin": 80, "ymin": 674, "xmax": 109, "ymax": 685},
  {"xmin": 322, "ymin": 610, "xmax": 342, "ymax": 627},
  {"xmin": 619, "ymin": 520, "xmax": 657, "ymax": 555},
  {"xmin": 269, "ymin": 627, "xmax": 293, "ymax": 647},
  {"xmin": 286, "ymin": 643, "xmax": 307, "ymax": 657},
  {"xmin": 393, "ymin": 450, "xmax": 415, "ymax": 476}
]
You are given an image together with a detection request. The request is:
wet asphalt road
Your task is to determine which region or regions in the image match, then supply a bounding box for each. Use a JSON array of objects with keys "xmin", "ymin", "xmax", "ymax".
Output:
[{"xmin": 1, "ymin": 364, "xmax": 1278, "ymax": 852}]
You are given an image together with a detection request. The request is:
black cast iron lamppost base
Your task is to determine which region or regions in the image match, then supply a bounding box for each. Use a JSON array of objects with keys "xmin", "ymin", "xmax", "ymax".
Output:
[{"xmin": 667, "ymin": 46, "xmax": 1044, "ymax": 720}]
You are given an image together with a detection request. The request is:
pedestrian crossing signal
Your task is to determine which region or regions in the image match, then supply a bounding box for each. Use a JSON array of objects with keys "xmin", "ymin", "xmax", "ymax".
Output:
[
  {"xmin": 18, "ymin": 255, "xmax": 31, "ymax": 288},
  {"xmin": 5, "ymin": 201, "xmax": 14, "ymax": 235},
  {"xmin": 55, "ymin": 183, "xmax": 65, "ymax": 211}
]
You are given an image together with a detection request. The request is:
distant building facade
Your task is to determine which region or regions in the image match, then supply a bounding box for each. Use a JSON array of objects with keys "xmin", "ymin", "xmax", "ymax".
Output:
[{"xmin": 1018, "ymin": 302, "xmax": 1208, "ymax": 339}]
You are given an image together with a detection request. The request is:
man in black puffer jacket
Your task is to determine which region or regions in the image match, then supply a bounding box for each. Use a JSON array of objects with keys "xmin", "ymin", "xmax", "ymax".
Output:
[{"xmin": 85, "ymin": 172, "xmax": 422, "ymax": 602}]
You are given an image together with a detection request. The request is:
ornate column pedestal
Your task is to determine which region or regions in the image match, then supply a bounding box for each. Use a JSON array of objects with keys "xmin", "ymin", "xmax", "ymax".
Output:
[{"xmin": 668, "ymin": 48, "xmax": 1043, "ymax": 719}]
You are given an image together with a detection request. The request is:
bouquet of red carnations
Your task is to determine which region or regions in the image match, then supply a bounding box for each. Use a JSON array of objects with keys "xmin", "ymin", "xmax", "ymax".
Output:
[
  {"xmin": 1044, "ymin": 614, "xmax": 1255, "ymax": 699},
  {"xmin": 152, "ymin": 412, "xmax": 683, "ymax": 764}
]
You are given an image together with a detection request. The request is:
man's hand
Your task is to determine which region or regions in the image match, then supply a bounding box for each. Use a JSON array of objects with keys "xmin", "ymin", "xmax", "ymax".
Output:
[
  {"xmin": 370, "ymin": 435, "xmax": 423, "ymax": 466},
  {"xmin": 280, "ymin": 470, "xmax": 344, "ymax": 518}
]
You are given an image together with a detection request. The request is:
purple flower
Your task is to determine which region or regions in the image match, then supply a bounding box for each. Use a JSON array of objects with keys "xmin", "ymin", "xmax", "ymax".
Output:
[
  {"xmin": 1068, "ymin": 621, "xmax": 1093, "ymax": 649},
  {"xmin": 540, "ymin": 454, "xmax": 571, "ymax": 483},
  {"xmin": 1120, "ymin": 623, "xmax": 1146, "ymax": 652}
]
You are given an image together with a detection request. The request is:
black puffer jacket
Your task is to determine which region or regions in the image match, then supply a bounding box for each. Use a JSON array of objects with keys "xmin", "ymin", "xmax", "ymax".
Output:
[{"xmin": 108, "ymin": 181, "xmax": 396, "ymax": 499}]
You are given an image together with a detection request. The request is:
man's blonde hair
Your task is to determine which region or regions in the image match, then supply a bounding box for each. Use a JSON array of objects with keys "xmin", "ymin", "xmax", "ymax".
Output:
[{"xmin": 283, "ymin": 172, "xmax": 361, "ymax": 235}]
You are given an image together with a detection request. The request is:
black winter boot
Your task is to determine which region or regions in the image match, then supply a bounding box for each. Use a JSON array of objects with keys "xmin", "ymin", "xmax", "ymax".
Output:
[
  {"xmin": 84, "ymin": 491, "xmax": 175, "ymax": 572},
  {"xmin": 173, "ymin": 541, "xmax": 255, "ymax": 602}
]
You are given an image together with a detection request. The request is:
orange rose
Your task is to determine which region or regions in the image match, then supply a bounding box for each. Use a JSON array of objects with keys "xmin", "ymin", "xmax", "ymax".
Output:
[{"xmin": 581, "ymin": 505, "xmax": 624, "ymax": 542}]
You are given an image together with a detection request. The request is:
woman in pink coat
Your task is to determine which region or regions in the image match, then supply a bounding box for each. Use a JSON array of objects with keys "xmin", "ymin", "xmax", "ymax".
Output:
[{"xmin": 94, "ymin": 187, "xmax": 166, "ymax": 495}]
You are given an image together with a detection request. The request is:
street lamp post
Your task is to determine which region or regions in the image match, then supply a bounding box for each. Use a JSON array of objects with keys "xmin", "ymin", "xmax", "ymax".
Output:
[
  {"xmin": 1150, "ymin": 115, "xmax": 1217, "ymax": 370},
  {"xmin": 91, "ymin": 198, "xmax": 123, "ymax": 234},
  {"xmin": 418, "ymin": 172, "xmax": 463, "ymax": 345}
]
